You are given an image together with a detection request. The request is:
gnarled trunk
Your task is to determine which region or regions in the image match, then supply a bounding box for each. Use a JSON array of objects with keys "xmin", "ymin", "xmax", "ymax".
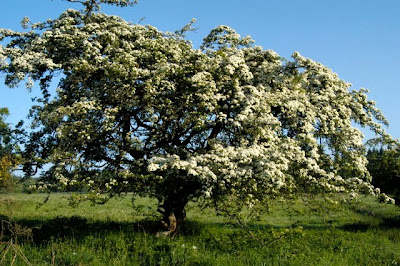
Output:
[
  {"xmin": 155, "ymin": 175, "xmax": 202, "ymax": 236},
  {"xmin": 157, "ymin": 195, "xmax": 188, "ymax": 237}
]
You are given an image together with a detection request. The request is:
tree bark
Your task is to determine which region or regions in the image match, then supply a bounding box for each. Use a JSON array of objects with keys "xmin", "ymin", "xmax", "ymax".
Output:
[{"xmin": 157, "ymin": 196, "xmax": 188, "ymax": 237}]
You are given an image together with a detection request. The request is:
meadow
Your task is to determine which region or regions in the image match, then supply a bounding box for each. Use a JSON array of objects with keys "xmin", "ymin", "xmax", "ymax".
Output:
[{"xmin": 0, "ymin": 192, "xmax": 399, "ymax": 265}]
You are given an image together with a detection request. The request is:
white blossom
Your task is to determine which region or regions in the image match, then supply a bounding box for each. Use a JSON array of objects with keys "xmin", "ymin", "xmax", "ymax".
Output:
[{"xmin": 0, "ymin": 3, "xmax": 393, "ymax": 221}]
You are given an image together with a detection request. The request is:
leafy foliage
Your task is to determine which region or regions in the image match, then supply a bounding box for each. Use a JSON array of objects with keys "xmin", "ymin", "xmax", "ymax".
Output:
[
  {"xmin": 367, "ymin": 147, "xmax": 400, "ymax": 203},
  {"xmin": 0, "ymin": 0, "xmax": 394, "ymax": 231},
  {"xmin": 0, "ymin": 108, "xmax": 11, "ymax": 155},
  {"xmin": 0, "ymin": 108, "xmax": 20, "ymax": 189}
]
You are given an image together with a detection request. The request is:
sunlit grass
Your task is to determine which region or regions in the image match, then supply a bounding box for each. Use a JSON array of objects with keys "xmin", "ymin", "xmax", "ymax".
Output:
[{"xmin": 0, "ymin": 192, "xmax": 399, "ymax": 265}]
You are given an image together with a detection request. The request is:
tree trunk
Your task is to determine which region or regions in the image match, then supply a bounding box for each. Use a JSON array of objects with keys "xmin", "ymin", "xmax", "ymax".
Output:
[{"xmin": 157, "ymin": 196, "xmax": 188, "ymax": 237}]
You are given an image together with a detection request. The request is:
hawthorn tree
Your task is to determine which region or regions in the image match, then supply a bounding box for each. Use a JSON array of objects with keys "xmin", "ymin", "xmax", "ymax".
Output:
[{"xmin": 0, "ymin": 0, "xmax": 394, "ymax": 234}]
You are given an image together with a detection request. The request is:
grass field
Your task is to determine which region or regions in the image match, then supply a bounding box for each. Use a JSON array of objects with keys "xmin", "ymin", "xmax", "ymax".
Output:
[{"xmin": 0, "ymin": 192, "xmax": 399, "ymax": 265}]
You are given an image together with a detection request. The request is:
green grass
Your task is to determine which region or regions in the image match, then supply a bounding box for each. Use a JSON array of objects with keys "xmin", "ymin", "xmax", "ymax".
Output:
[{"xmin": 0, "ymin": 193, "xmax": 399, "ymax": 265}]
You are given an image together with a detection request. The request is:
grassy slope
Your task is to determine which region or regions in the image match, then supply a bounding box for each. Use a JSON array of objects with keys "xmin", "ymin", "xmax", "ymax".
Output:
[{"xmin": 0, "ymin": 193, "xmax": 399, "ymax": 265}]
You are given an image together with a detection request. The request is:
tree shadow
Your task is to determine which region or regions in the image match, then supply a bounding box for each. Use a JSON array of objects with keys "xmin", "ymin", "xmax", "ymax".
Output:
[
  {"xmin": 337, "ymin": 216, "xmax": 400, "ymax": 232},
  {"xmin": 0, "ymin": 215, "xmax": 209, "ymax": 245},
  {"xmin": 1, "ymin": 215, "xmax": 153, "ymax": 244},
  {"xmin": 337, "ymin": 206, "xmax": 400, "ymax": 232},
  {"xmin": 0, "ymin": 210, "xmax": 399, "ymax": 245}
]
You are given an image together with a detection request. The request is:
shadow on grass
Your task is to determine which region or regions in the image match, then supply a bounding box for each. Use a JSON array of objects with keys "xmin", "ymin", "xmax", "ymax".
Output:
[
  {"xmin": 0, "ymin": 215, "xmax": 208, "ymax": 244},
  {"xmin": 1, "ymin": 212, "xmax": 399, "ymax": 245},
  {"xmin": 283, "ymin": 215, "xmax": 400, "ymax": 232},
  {"xmin": 337, "ymin": 205, "xmax": 400, "ymax": 232}
]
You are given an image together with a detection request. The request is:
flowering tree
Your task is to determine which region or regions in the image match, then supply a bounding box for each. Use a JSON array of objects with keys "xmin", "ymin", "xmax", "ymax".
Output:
[{"xmin": 0, "ymin": 0, "xmax": 393, "ymax": 234}]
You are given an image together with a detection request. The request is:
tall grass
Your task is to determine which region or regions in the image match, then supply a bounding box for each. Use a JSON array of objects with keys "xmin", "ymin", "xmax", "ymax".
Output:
[{"xmin": 0, "ymin": 193, "xmax": 399, "ymax": 265}]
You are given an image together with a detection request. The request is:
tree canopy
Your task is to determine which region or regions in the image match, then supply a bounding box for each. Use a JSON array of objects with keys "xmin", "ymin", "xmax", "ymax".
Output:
[
  {"xmin": 0, "ymin": 108, "xmax": 20, "ymax": 187},
  {"xmin": 0, "ymin": 0, "xmax": 394, "ymax": 234},
  {"xmin": 367, "ymin": 146, "xmax": 400, "ymax": 203}
]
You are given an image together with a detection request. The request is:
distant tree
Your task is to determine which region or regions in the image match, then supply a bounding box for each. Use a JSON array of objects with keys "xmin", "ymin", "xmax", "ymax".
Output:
[
  {"xmin": 0, "ymin": 0, "xmax": 394, "ymax": 234},
  {"xmin": 0, "ymin": 108, "xmax": 20, "ymax": 190},
  {"xmin": 367, "ymin": 147, "xmax": 400, "ymax": 203}
]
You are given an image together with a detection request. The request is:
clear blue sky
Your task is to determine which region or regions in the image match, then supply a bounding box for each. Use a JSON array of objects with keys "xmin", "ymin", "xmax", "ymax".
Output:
[{"xmin": 1, "ymin": 0, "xmax": 399, "ymax": 140}]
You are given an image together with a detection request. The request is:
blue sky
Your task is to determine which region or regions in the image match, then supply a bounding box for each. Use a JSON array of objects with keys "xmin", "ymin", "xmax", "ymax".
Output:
[{"xmin": 1, "ymin": 0, "xmax": 399, "ymax": 140}]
